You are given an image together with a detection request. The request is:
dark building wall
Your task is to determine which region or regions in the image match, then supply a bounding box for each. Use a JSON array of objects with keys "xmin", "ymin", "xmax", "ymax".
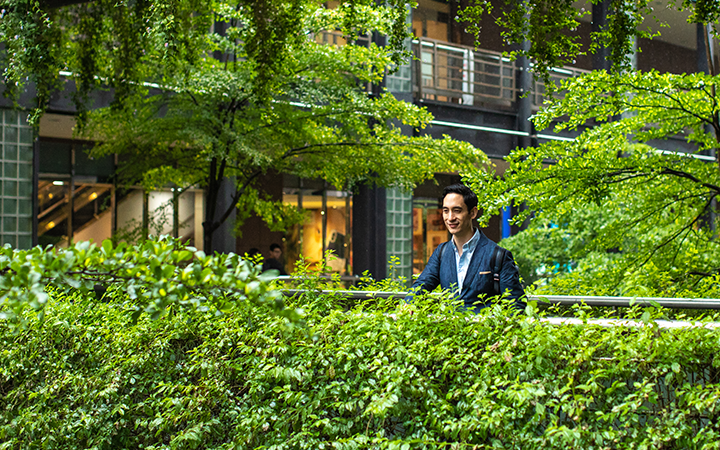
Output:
[
  {"xmin": 352, "ymin": 184, "xmax": 387, "ymax": 280},
  {"xmin": 637, "ymin": 38, "xmax": 696, "ymax": 74},
  {"xmin": 444, "ymin": 2, "xmax": 595, "ymax": 71},
  {"xmin": 573, "ymin": 21, "xmax": 594, "ymax": 71},
  {"xmin": 458, "ymin": 1, "xmax": 513, "ymax": 53},
  {"xmin": 420, "ymin": 101, "xmax": 518, "ymax": 159}
]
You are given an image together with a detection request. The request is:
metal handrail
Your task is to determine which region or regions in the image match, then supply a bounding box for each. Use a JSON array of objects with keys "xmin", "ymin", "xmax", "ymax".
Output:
[
  {"xmin": 280, "ymin": 289, "xmax": 720, "ymax": 310},
  {"xmin": 276, "ymin": 275, "xmax": 361, "ymax": 284},
  {"xmin": 312, "ymin": 32, "xmax": 591, "ymax": 107},
  {"xmin": 409, "ymin": 37, "xmax": 590, "ymax": 107},
  {"xmin": 528, "ymin": 295, "xmax": 720, "ymax": 310}
]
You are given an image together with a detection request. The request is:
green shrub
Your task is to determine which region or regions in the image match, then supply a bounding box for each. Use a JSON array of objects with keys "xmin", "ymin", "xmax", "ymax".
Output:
[
  {"xmin": 2, "ymin": 283, "xmax": 720, "ymax": 449},
  {"xmin": 0, "ymin": 238, "xmax": 291, "ymax": 329}
]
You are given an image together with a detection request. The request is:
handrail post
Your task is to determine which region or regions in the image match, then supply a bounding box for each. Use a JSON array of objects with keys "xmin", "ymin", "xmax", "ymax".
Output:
[{"xmin": 414, "ymin": 39, "xmax": 423, "ymax": 100}]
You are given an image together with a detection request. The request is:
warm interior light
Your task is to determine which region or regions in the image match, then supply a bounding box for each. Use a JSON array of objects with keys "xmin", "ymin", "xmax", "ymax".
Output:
[
  {"xmin": 46, "ymin": 221, "xmax": 55, "ymax": 230},
  {"xmin": 88, "ymin": 192, "xmax": 98, "ymax": 200},
  {"xmin": 48, "ymin": 193, "xmax": 54, "ymax": 199}
]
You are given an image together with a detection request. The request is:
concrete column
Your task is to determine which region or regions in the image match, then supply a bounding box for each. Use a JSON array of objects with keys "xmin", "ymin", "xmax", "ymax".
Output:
[
  {"xmin": 211, "ymin": 176, "xmax": 237, "ymax": 254},
  {"xmin": 697, "ymin": 23, "xmax": 717, "ymax": 234},
  {"xmin": 697, "ymin": 23, "xmax": 714, "ymax": 75},
  {"xmin": 194, "ymin": 190, "xmax": 204, "ymax": 251},
  {"xmin": 32, "ymin": 134, "xmax": 39, "ymax": 246}
]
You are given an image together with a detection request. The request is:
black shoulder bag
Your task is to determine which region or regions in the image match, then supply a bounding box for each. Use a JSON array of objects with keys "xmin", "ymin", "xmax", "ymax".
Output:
[{"xmin": 489, "ymin": 246, "xmax": 507, "ymax": 296}]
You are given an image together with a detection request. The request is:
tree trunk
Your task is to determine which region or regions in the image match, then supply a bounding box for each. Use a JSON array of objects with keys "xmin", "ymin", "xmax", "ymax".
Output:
[{"xmin": 203, "ymin": 157, "xmax": 219, "ymax": 252}]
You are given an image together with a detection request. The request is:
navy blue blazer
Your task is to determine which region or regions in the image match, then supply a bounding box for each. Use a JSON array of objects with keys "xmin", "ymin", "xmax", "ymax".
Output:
[{"xmin": 408, "ymin": 231, "xmax": 526, "ymax": 312}]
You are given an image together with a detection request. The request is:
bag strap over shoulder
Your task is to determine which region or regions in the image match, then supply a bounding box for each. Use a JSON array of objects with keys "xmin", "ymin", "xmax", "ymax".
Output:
[
  {"xmin": 489, "ymin": 246, "xmax": 507, "ymax": 297},
  {"xmin": 440, "ymin": 240, "xmax": 450, "ymax": 261},
  {"xmin": 438, "ymin": 241, "xmax": 449, "ymax": 273}
]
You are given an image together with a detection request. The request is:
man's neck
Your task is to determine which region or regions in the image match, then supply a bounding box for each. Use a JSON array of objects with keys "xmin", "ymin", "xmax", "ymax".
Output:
[{"xmin": 452, "ymin": 228, "xmax": 476, "ymax": 255}]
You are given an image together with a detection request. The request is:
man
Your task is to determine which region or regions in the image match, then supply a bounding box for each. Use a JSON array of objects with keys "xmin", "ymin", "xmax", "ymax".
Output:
[
  {"xmin": 408, "ymin": 183, "xmax": 526, "ymax": 312},
  {"xmin": 262, "ymin": 243, "xmax": 287, "ymax": 275}
]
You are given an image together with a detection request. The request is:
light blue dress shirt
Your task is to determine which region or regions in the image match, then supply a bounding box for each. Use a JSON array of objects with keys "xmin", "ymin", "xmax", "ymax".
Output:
[{"xmin": 451, "ymin": 228, "xmax": 480, "ymax": 293}]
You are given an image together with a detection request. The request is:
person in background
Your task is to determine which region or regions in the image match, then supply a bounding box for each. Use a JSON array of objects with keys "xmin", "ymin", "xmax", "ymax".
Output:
[{"xmin": 262, "ymin": 243, "xmax": 287, "ymax": 275}]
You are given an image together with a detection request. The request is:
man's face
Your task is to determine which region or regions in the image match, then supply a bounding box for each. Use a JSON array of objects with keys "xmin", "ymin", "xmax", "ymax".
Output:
[
  {"xmin": 442, "ymin": 193, "xmax": 478, "ymax": 236},
  {"xmin": 271, "ymin": 248, "xmax": 283, "ymax": 260}
]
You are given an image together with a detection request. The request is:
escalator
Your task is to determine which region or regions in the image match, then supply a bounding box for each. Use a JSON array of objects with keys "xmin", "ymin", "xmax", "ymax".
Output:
[
  {"xmin": 38, "ymin": 180, "xmax": 198, "ymax": 247},
  {"xmin": 38, "ymin": 180, "xmax": 114, "ymax": 246}
]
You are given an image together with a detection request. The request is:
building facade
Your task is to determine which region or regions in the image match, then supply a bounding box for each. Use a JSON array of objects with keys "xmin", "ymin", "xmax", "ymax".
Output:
[{"xmin": 0, "ymin": 1, "xmax": 711, "ymax": 282}]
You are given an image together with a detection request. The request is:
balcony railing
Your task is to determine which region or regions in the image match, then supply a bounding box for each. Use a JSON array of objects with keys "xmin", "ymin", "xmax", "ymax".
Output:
[
  {"xmin": 413, "ymin": 38, "xmax": 517, "ymax": 107},
  {"xmin": 411, "ymin": 37, "xmax": 590, "ymax": 108},
  {"xmin": 314, "ymin": 32, "xmax": 590, "ymax": 108}
]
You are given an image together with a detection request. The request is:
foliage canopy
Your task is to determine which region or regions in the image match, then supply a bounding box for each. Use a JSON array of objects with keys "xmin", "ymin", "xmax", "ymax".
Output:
[
  {"xmin": 455, "ymin": 1, "xmax": 720, "ymax": 296},
  {"xmin": 459, "ymin": 0, "xmax": 720, "ymax": 76},
  {"xmin": 0, "ymin": 237, "xmax": 292, "ymax": 328},
  {"xmin": 2, "ymin": 1, "xmax": 487, "ymax": 250},
  {"xmin": 468, "ymin": 70, "xmax": 720, "ymax": 295}
]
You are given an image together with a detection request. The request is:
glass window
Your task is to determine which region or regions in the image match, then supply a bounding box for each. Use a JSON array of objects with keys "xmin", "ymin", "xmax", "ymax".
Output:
[
  {"xmin": 412, "ymin": 198, "xmax": 446, "ymax": 274},
  {"xmin": 283, "ymin": 180, "xmax": 352, "ymax": 274}
]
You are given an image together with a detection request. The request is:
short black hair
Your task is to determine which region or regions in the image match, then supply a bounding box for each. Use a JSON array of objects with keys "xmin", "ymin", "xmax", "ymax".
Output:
[
  {"xmin": 270, "ymin": 243, "xmax": 282, "ymax": 252},
  {"xmin": 442, "ymin": 183, "xmax": 478, "ymax": 211}
]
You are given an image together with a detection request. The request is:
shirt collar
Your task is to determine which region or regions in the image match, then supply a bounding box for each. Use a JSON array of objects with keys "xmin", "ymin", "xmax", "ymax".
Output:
[{"xmin": 453, "ymin": 228, "xmax": 480, "ymax": 254}]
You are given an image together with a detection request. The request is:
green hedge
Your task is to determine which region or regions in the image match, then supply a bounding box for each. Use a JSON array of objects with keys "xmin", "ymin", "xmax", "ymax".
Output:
[{"xmin": 2, "ymin": 286, "xmax": 720, "ymax": 449}]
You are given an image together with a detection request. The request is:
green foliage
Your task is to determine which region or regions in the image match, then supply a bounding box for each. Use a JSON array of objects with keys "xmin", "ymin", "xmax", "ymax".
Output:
[
  {"xmin": 2, "ymin": 281, "xmax": 720, "ymax": 448},
  {"xmin": 498, "ymin": 206, "xmax": 613, "ymax": 290},
  {"xmin": 3, "ymin": 0, "xmax": 483, "ymax": 250},
  {"xmin": 0, "ymin": 237, "xmax": 291, "ymax": 329},
  {"xmin": 2, "ymin": 0, "xmax": 211, "ymax": 124},
  {"xmin": 60, "ymin": 1, "xmax": 485, "ymax": 249},
  {"xmin": 458, "ymin": 1, "xmax": 711, "ymax": 77},
  {"xmin": 353, "ymin": 256, "xmax": 410, "ymax": 292},
  {"xmin": 468, "ymin": 70, "xmax": 720, "ymax": 296},
  {"xmin": 234, "ymin": 187, "xmax": 309, "ymax": 239},
  {"xmin": 0, "ymin": 0, "xmax": 64, "ymax": 125}
]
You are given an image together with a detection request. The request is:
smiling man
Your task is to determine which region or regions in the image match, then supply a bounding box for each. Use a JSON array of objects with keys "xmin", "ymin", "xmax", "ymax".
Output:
[{"xmin": 407, "ymin": 183, "xmax": 526, "ymax": 312}]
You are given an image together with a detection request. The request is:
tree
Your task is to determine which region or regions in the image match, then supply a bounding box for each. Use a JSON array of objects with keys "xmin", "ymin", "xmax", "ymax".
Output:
[
  {"xmin": 466, "ymin": 70, "xmax": 720, "ymax": 295},
  {"xmin": 451, "ymin": 1, "xmax": 720, "ymax": 294},
  {"xmin": 2, "ymin": 1, "xmax": 487, "ymax": 251},
  {"xmin": 458, "ymin": 0, "xmax": 718, "ymax": 76}
]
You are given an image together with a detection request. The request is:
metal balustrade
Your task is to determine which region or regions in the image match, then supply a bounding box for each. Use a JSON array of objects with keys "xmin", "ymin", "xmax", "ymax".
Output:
[
  {"xmin": 412, "ymin": 37, "xmax": 590, "ymax": 107},
  {"xmin": 280, "ymin": 288, "xmax": 720, "ymax": 310},
  {"xmin": 314, "ymin": 32, "xmax": 590, "ymax": 107},
  {"xmin": 414, "ymin": 38, "xmax": 517, "ymax": 107}
]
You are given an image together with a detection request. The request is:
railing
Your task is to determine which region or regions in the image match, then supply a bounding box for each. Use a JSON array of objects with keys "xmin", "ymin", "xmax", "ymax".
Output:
[
  {"xmin": 413, "ymin": 38, "xmax": 517, "ymax": 107},
  {"xmin": 276, "ymin": 275, "xmax": 361, "ymax": 287},
  {"xmin": 314, "ymin": 32, "xmax": 591, "ymax": 108},
  {"xmin": 38, "ymin": 181, "xmax": 113, "ymax": 236},
  {"xmin": 530, "ymin": 65, "xmax": 590, "ymax": 107},
  {"xmin": 412, "ymin": 37, "xmax": 590, "ymax": 108},
  {"xmin": 280, "ymin": 289, "xmax": 720, "ymax": 310}
]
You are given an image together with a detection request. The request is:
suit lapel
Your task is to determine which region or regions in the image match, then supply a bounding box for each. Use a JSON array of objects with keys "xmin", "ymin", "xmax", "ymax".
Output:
[{"xmin": 442, "ymin": 241, "xmax": 458, "ymax": 289}]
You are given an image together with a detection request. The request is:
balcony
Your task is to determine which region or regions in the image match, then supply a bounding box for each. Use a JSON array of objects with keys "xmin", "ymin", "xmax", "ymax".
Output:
[{"xmin": 407, "ymin": 37, "xmax": 590, "ymax": 109}]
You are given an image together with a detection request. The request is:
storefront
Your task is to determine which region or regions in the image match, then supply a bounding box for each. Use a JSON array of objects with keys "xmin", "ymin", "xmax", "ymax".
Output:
[
  {"xmin": 37, "ymin": 136, "xmax": 203, "ymax": 248},
  {"xmin": 282, "ymin": 177, "xmax": 352, "ymax": 274},
  {"xmin": 412, "ymin": 198, "xmax": 446, "ymax": 274}
]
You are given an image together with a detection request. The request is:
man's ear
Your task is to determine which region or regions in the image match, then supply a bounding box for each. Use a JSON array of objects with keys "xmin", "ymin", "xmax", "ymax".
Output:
[{"xmin": 470, "ymin": 207, "xmax": 479, "ymax": 220}]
